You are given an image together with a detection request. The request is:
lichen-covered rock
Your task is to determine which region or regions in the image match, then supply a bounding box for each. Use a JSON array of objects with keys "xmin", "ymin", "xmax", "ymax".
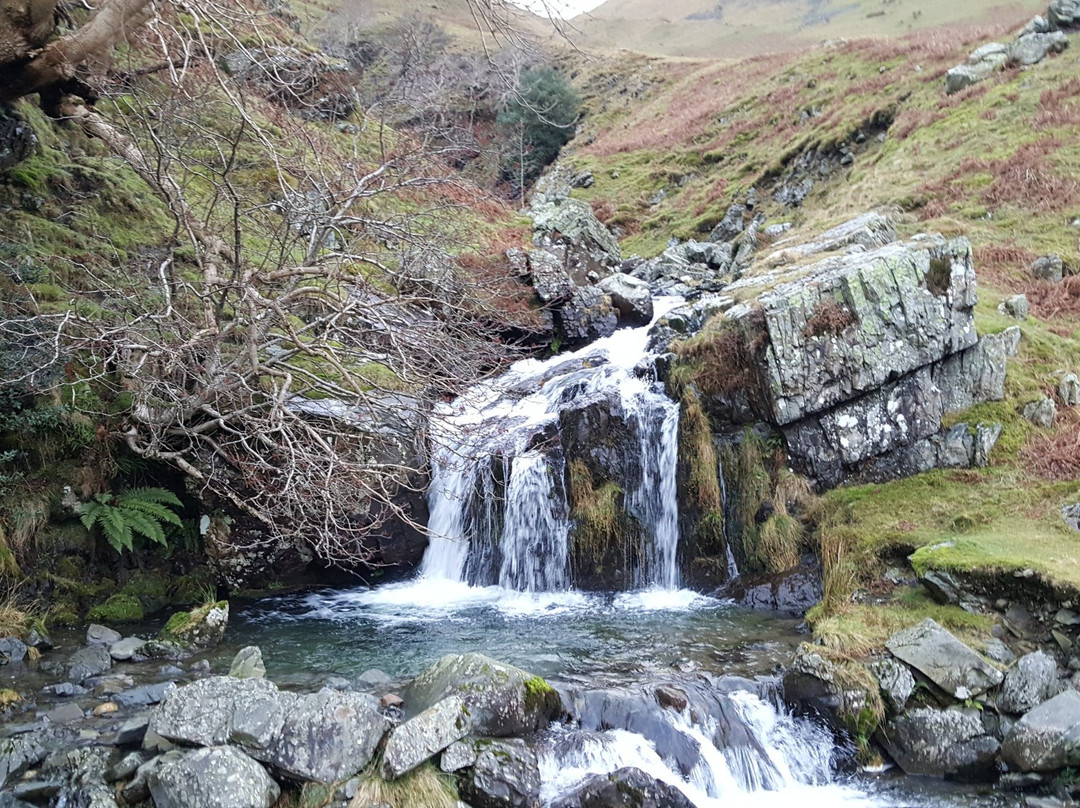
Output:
[
  {"xmin": 945, "ymin": 43, "xmax": 1008, "ymax": 94},
  {"xmin": 1050, "ymin": 0, "xmax": 1080, "ymax": 28},
  {"xmin": 550, "ymin": 767, "xmax": 694, "ymax": 808},
  {"xmin": 764, "ymin": 211, "xmax": 895, "ymax": 266},
  {"xmin": 0, "ymin": 107, "xmax": 36, "ymax": 172},
  {"xmin": 151, "ymin": 676, "xmax": 389, "ymax": 782},
  {"xmin": 1060, "ymin": 373, "xmax": 1080, "ymax": 407},
  {"xmin": 530, "ymin": 198, "xmax": 621, "ymax": 269},
  {"xmin": 885, "ymin": 619, "xmax": 1003, "ymax": 699},
  {"xmin": 756, "ymin": 235, "xmax": 977, "ymax": 426},
  {"xmin": 1023, "ymin": 397, "xmax": 1057, "ymax": 428},
  {"xmin": 402, "ymin": 654, "xmax": 560, "ymax": 738},
  {"xmin": 555, "ymin": 287, "xmax": 618, "ymax": 348},
  {"xmin": 457, "ymin": 738, "xmax": 540, "ymax": 808},
  {"xmin": 597, "ymin": 273, "xmax": 653, "ymax": 327},
  {"xmin": 1000, "ymin": 651, "xmax": 1060, "ymax": 715},
  {"xmin": 782, "ymin": 648, "xmax": 876, "ymax": 731},
  {"xmin": 524, "ymin": 249, "xmax": 575, "ymax": 304},
  {"xmin": 382, "ymin": 695, "xmax": 472, "ymax": 779},
  {"xmin": 1031, "ymin": 254, "xmax": 1065, "ymax": 283},
  {"xmin": 878, "ymin": 707, "xmax": 999, "ymax": 779},
  {"xmin": 0, "ymin": 734, "xmax": 49, "ymax": 789},
  {"xmin": 1001, "ymin": 689, "xmax": 1080, "ymax": 772},
  {"xmin": 1008, "ymin": 31, "xmax": 1069, "ymax": 65},
  {"xmin": 160, "ymin": 602, "xmax": 229, "ymax": 649},
  {"xmin": 148, "ymin": 746, "xmax": 279, "ymax": 808},
  {"xmin": 868, "ymin": 659, "xmax": 915, "ymax": 715},
  {"xmin": 998, "ymin": 294, "xmax": 1029, "ymax": 320}
]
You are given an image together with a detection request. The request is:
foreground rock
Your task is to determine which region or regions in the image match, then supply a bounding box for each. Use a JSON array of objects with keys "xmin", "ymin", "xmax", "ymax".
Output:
[
  {"xmin": 1000, "ymin": 651, "xmax": 1059, "ymax": 714},
  {"xmin": 160, "ymin": 601, "xmax": 229, "ymax": 649},
  {"xmin": 457, "ymin": 738, "xmax": 541, "ymax": 808},
  {"xmin": 551, "ymin": 767, "xmax": 694, "ymax": 808},
  {"xmin": 885, "ymin": 619, "xmax": 1003, "ymax": 699},
  {"xmin": 878, "ymin": 708, "xmax": 999, "ymax": 780},
  {"xmin": 402, "ymin": 653, "xmax": 561, "ymax": 737},
  {"xmin": 1001, "ymin": 689, "xmax": 1080, "ymax": 772},
  {"xmin": 148, "ymin": 746, "xmax": 279, "ymax": 808},
  {"xmin": 382, "ymin": 695, "xmax": 471, "ymax": 778},
  {"xmin": 150, "ymin": 676, "xmax": 389, "ymax": 782}
]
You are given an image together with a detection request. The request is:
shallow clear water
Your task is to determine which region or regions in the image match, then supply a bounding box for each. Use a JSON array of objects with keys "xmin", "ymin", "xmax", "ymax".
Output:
[{"xmin": 215, "ymin": 581, "xmax": 804, "ymax": 685}]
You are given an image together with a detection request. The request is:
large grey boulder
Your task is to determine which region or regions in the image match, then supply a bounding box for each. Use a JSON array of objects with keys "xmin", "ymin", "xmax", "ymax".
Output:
[
  {"xmin": 885, "ymin": 619, "xmax": 1003, "ymax": 699},
  {"xmin": 554, "ymin": 286, "xmax": 618, "ymax": 348},
  {"xmin": 402, "ymin": 654, "xmax": 560, "ymax": 738},
  {"xmin": 524, "ymin": 249, "xmax": 575, "ymax": 304},
  {"xmin": 0, "ymin": 735, "xmax": 49, "ymax": 789},
  {"xmin": 1021, "ymin": 14, "xmax": 1053, "ymax": 35},
  {"xmin": 457, "ymin": 738, "xmax": 541, "ymax": 808},
  {"xmin": 109, "ymin": 637, "xmax": 146, "ymax": 662},
  {"xmin": 86, "ymin": 625, "xmax": 122, "ymax": 647},
  {"xmin": 261, "ymin": 688, "xmax": 388, "ymax": 782},
  {"xmin": 1001, "ymin": 651, "xmax": 1059, "ymax": 714},
  {"xmin": 382, "ymin": 695, "xmax": 471, "ymax": 779},
  {"xmin": 68, "ymin": 646, "xmax": 112, "ymax": 682},
  {"xmin": 150, "ymin": 676, "xmax": 389, "ymax": 782},
  {"xmin": 597, "ymin": 274, "xmax": 654, "ymax": 327},
  {"xmin": 756, "ymin": 236, "xmax": 977, "ymax": 426},
  {"xmin": 148, "ymin": 746, "xmax": 279, "ymax": 808},
  {"xmin": 1001, "ymin": 689, "xmax": 1080, "ymax": 771},
  {"xmin": 782, "ymin": 648, "xmax": 876, "ymax": 731},
  {"xmin": 945, "ymin": 43, "xmax": 1008, "ymax": 94},
  {"xmin": 550, "ymin": 767, "xmax": 694, "ymax": 808},
  {"xmin": 709, "ymin": 203, "xmax": 748, "ymax": 243},
  {"xmin": 1049, "ymin": 0, "xmax": 1080, "ymax": 29},
  {"xmin": 530, "ymin": 198, "xmax": 621, "ymax": 269},
  {"xmin": 1008, "ymin": 31, "xmax": 1069, "ymax": 65},
  {"xmin": 878, "ymin": 707, "xmax": 999, "ymax": 779}
]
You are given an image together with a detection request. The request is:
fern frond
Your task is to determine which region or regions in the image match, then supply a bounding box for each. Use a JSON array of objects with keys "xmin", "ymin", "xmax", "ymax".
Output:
[
  {"xmin": 120, "ymin": 499, "xmax": 182, "ymax": 527},
  {"xmin": 101, "ymin": 507, "xmax": 133, "ymax": 553},
  {"xmin": 123, "ymin": 510, "xmax": 167, "ymax": 547},
  {"xmin": 119, "ymin": 487, "xmax": 182, "ymax": 509}
]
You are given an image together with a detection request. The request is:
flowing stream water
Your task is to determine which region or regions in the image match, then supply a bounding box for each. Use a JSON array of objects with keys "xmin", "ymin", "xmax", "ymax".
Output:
[{"xmin": 219, "ymin": 303, "xmax": 1016, "ymax": 807}]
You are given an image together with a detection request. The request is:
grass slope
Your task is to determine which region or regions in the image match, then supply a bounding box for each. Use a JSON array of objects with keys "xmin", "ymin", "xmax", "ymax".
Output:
[{"xmin": 557, "ymin": 19, "xmax": 1080, "ymax": 645}]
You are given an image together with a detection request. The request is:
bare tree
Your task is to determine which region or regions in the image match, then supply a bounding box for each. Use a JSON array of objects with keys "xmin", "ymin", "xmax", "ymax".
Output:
[{"xmin": 0, "ymin": 0, "xmax": 545, "ymax": 569}]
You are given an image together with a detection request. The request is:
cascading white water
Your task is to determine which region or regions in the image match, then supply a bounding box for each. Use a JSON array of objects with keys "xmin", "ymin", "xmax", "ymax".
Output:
[
  {"xmin": 539, "ymin": 690, "xmax": 876, "ymax": 808},
  {"xmin": 421, "ymin": 298, "xmax": 685, "ymax": 592}
]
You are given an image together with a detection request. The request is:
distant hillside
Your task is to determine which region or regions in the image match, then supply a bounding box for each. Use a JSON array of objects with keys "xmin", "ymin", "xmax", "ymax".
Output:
[{"xmin": 572, "ymin": 0, "xmax": 1044, "ymax": 58}]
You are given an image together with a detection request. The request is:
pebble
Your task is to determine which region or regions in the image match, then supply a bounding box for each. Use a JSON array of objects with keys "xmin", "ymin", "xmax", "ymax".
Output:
[
  {"xmin": 43, "ymin": 702, "xmax": 84, "ymax": 725},
  {"xmin": 93, "ymin": 702, "xmax": 118, "ymax": 716}
]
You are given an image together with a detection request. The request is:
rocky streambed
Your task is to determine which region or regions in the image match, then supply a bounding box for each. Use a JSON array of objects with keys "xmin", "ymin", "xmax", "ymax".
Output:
[{"xmin": 0, "ymin": 586, "xmax": 1075, "ymax": 808}]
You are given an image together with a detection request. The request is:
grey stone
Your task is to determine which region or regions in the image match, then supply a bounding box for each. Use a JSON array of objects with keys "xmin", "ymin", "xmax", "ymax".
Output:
[
  {"xmin": 1064, "ymin": 503, "xmax": 1080, "ymax": 534},
  {"xmin": 597, "ymin": 273, "xmax": 654, "ymax": 327},
  {"xmin": 554, "ymin": 286, "xmax": 618, "ymax": 348},
  {"xmin": 709, "ymin": 203, "xmax": 747, "ymax": 243},
  {"xmin": 105, "ymin": 750, "xmax": 148, "ymax": 782},
  {"xmin": 868, "ymin": 659, "xmax": 915, "ymax": 715},
  {"xmin": 114, "ymin": 682, "xmax": 175, "ymax": 708},
  {"xmin": 985, "ymin": 638, "xmax": 1017, "ymax": 665},
  {"xmin": 1001, "ymin": 689, "xmax": 1080, "ymax": 771},
  {"xmin": 1023, "ymin": 397, "xmax": 1057, "ymax": 428},
  {"xmin": 946, "ymin": 62, "xmax": 998, "ymax": 94},
  {"xmin": 357, "ymin": 668, "xmax": 392, "ymax": 687},
  {"xmin": 998, "ymin": 294, "xmax": 1029, "ymax": 320},
  {"xmin": 879, "ymin": 707, "xmax": 999, "ymax": 778},
  {"xmin": 151, "ymin": 676, "xmax": 284, "ymax": 747},
  {"xmin": 43, "ymin": 703, "xmax": 84, "ymax": 726},
  {"xmin": 1060, "ymin": 373, "xmax": 1080, "ymax": 407},
  {"xmin": 229, "ymin": 646, "xmax": 266, "ymax": 680},
  {"xmin": 525, "ymin": 250, "xmax": 575, "ymax": 304},
  {"xmin": 0, "ymin": 734, "xmax": 48, "ymax": 789},
  {"xmin": 403, "ymin": 654, "xmax": 560, "ymax": 738},
  {"xmin": 973, "ymin": 422, "xmax": 1002, "ymax": 467},
  {"xmin": 382, "ymin": 695, "xmax": 471, "ymax": 779},
  {"xmin": 148, "ymin": 746, "xmax": 279, "ymax": 808},
  {"xmin": 440, "ymin": 740, "xmax": 479, "ymax": 773},
  {"xmin": 86, "ymin": 625, "xmax": 122, "ymax": 647},
  {"xmin": 529, "ymin": 198, "xmax": 621, "ymax": 269},
  {"xmin": 550, "ymin": 767, "xmax": 694, "ymax": 808},
  {"xmin": 162, "ymin": 602, "xmax": 229, "ymax": 650},
  {"xmin": 885, "ymin": 618, "xmax": 1003, "ymax": 699},
  {"xmin": 1050, "ymin": 0, "xmax": 1080, "ymax": 28},
  {"xmin": 920, "ymin": 569, "xmax": 963, "ymax": 605},
  {"xmin": 0, "ymin": 637, "xmax": 27, "ymax": 663},
  {"xmin": 1031, "ymin": 254, "xmax": 1065, "ymax": 283},
  {"xmin": 1021, "ymin": 14, "xmax": 1053, "ymax": 35},
  {"xmin": 782, "ymin": 648, "xmax": 877, "ymax": 731},
  {"xmin": 1002, "ymin": 326, "xmax": 1022, "ymax": 356},
  {"xmin": 458, "ymin": 738, "xmax": 540, "ymax": 808},
  {"xmin": 1001, "ymin": 651, "xmax": 1059, "ymax": 714},
  {"xmin": 1008, "ymin": 31, "xmax": 1069, "ymax": 66},
  {"xmin": 115, "ymin": 715, "xmax": 150, "ymax": 746},
  {"xmin": 67, "ymin": 646, "xmax": 112, "ymax": 682},
  {"xmin": 108, "ymin": 638, "xmax": 146, "ymax": 661}
]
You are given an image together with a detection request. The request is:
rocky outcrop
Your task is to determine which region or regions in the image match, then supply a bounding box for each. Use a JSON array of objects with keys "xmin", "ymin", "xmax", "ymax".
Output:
[
  {"xmin": 1050, "ymin": 0, "xmax": 1080, "ymax": 28},
  {"xmin": 885, "ymin": 619, "xmax": 1004, "ymax": 699},
  {"xmin": 401, "ymin": 654, "xmax": 560, "ymax": 738},
  {"xmin": 1000, "ymin": 651, "xmax": 1059, "ymax": 714},
  {"xmin": 945, "ymin": 22, "xmax": 1069, "ymax": 94},
  {"xmin": 382, "ymin": 695, "xmax": 471, "ymax": 778},
  {"xmin": 530, "ymin": 197, "xmax": 621, "ymax": 275},
  {"xmin": 878, "ymin": 707, "xmax": 999, "ymax": 779},
  {"xmin": 597, "ymin": 273, "xmax": 654, "ymax": 326}
]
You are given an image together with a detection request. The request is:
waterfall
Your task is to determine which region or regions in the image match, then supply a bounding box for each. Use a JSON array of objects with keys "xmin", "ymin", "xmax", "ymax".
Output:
[
  {"xmin": 540, "ymin": 685, "xmax": 874, "ymax": 808},
  {"xmin": 421, "ymin": 298, "xmax": 685, "ymax": 593}
]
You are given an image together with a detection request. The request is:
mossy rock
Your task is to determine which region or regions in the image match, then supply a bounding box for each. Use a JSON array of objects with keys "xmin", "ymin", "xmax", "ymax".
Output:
[
  {"xmin": 48, "ymin": 610, "xmax": 79, "ymax": 628},
  {"xmin": 87, "ymin": 593, "xmax": 144, "ymax": 623},
  {"xmin": 168, "ymin": 567, "xmax": 216, "ymax": 606},
  {"xmin": 160, "ymin": 600, "xmax": 229, "ymax": 649},
  {"xmin": 55, "ymin": 556, "xmax": 85, "ymax": 580},
  {"xmin": 120, "ymin": 570, "xmax": 169, "ymax": 614}
]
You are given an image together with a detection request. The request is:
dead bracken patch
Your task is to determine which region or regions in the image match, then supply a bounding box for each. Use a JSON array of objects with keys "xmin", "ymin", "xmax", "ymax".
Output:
[
  {"xmin": 805, "ymin": 298, "xmax": 856, "ymax": 337},
  {"xmin": 1022, "ymin": 408, "xmax": 1080, "ymax": 480},
  {"xmin": 1027, "ymin": 274, "xmax": 1080, "ymax": 320}
]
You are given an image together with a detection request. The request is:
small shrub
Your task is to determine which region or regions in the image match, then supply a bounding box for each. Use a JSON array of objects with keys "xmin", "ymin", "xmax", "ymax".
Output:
[
  {"xmin": 675, "ymin": 307, "xmax": 768, "ymax": 402},
  {"xmin": 804, "ymin": 298, "xmax": 856, "ymax": 338}
]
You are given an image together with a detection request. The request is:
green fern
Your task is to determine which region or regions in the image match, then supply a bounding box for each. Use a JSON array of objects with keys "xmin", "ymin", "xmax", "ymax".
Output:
[{"xmin": 80, "ymin": 487, "xmax": 183, "ymax": 554}]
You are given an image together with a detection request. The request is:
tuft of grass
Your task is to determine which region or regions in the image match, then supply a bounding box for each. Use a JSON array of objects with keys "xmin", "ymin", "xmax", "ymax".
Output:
[
  {"xmin": 350, "ymin": 762, "xmax": 458, "ymax": 808},
  {"xmin": 679, "ymin": 390, "xmax": 721, "ymax": 513}
]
